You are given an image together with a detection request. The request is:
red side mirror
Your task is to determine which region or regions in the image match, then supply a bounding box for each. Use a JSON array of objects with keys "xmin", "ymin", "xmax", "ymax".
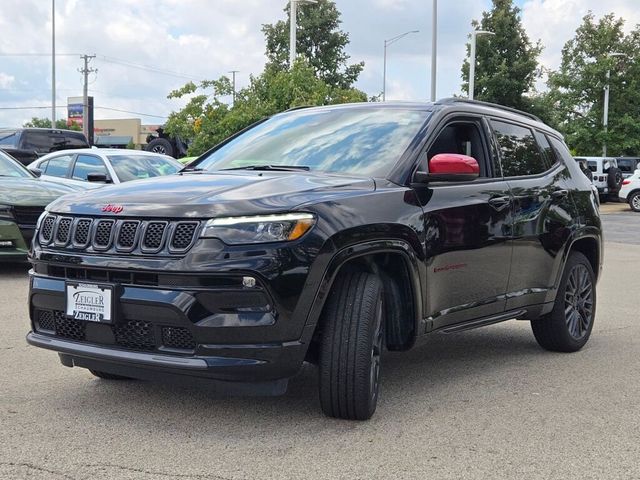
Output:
[
  {"xmin": 413, "ymin": 153, "xmax": 480, "ymax": 183},
  {"xmin": 429, "ymin": 153, "xmax": 479, "ymax": 175}
]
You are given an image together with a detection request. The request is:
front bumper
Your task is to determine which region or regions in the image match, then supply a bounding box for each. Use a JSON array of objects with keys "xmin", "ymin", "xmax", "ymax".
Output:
[{"xmin": 0, "ymin": 220, "xmax": 29, "ymax": 260}]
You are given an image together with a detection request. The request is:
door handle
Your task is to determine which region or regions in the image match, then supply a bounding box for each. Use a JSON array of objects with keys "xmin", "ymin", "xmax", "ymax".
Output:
[
  {"xmin": 552, "ymin": 189, "xmax": 569, "ymax": 199},
  {"xmin": 488, "ymin": 196, "xmax": 511, "ymax": 211}
]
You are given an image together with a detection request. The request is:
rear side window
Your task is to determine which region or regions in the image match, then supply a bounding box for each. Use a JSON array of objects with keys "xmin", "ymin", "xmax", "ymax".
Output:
[
  {"xmin": 549, "ymin": 137, "xmax": 577, "ymax": 166},
  {"xmin": 616, "ymin": 158, "xmax": 637, "ymax": 174},
  {"xmin": 64, "ymin": 134, "xmax": 89, "ymax": 148},
  {"xmin": 43, "ymin": 154, "xmax": 73, "ymax": 177},
  {"xmin": 533, "ymin": 131, "xmax": 555, "ymax": 169},
  {"xmin": 72, "ymin": 155, "xmax": 107, "ymax": 180},
  {"xmin": 491, "ymin": 120, "xmax": 547, "ymax": 177},
  {"xmin": 22, "ymin": 132, "xmax": 54, "ymax": 152}
]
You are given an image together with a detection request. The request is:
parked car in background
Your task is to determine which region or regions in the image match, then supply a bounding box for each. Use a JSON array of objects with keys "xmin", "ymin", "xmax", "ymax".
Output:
[
  {"xmin": 618, "ymin": 168, "xmax": 640, "ymax": 212},
  {"xmin": 574, "ymin": 156, "xmax": 623, "ymax": 201},
  {"xmin": 0, "ymin": 128, "xmax": 89, "ymax": 166},
  {"xmin": 615, "ymin": 157, "xmax": 640, "ymax": 179},
  {"xmin": 0, "ymin": 150, "xmax": 78, "ymax": 261},
  {"xmin": 144, "ymin": 126, "xmax": 188, "ymax": 159},
  {"xmin": 28, "ymin": 149, "xmax": 183, "ymax": 188}
]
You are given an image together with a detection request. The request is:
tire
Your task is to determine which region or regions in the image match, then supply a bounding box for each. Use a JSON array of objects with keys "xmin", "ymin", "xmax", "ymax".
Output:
[
  {"xmin": 145, "ymin": 137, "xmax": 174, "ymax": 157},
  {"xmin": 89, "ymin": 370, "xmax": 132, "ymax": 380},
  {"xmin": 531, "ymin": 251, "xmax": 596, "ymax": 352},
  {"xmin": 607, "ymin": 167, "xmax": 623, "ymax": 192},
  {"xmin": 318, "ymin": 270, "xmax": 384, "ymax": 420},
  {"xmin": 629, "ymin": 191, "xmax": 640, "ymax": 212}
]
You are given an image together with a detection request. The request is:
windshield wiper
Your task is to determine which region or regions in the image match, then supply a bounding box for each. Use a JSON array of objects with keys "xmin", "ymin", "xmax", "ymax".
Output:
[
  {"xmin": 179, "ymin": 166, "xmax": 206, "ymax": 173},
  {"xmin": 221, "ymin": 165, "xmax": 310, "ymax": 172}
]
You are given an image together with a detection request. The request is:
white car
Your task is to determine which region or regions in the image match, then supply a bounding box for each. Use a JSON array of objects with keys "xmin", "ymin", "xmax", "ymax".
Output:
[
  {"xmin": 28, "ymin": 148, "xmax": 183, "ymax": 189},
  {"xmin": 574, "ymin": 156, "xmax": 623, "ymax": 200},
  {"xmin": 619, "ymin": 168, "xmax": 640, "ymax": 212}
]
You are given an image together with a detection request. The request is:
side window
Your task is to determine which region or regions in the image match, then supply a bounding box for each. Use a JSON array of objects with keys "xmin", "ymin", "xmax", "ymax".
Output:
[
  {"xmin": 548, "ymin": 137, "xmax": 576, "ymax": 165},
  {"xmin": 22, "ymin": 132, "xmax": 54, "ymax": 153},
  {"xmin": 491, "ymin": 120, "xmax": 546, "ymax": 177},
  {"xmin": 426, "ymin": 121, "xmax": 488, "ymax": 177},
  {"xmin": 43, "ymin": 155, "xmax": 73, "ymax": 178},
  {"xmin": 534, "ymin": 131, "xmax": 555, "ymax": 170},
  {"xmin": 65, "ymin": 134, "xmax": 89, "ymax": 148},
  {"xmin": 72, "ymin": 155, "xmax": 107, "ymax": 180}
]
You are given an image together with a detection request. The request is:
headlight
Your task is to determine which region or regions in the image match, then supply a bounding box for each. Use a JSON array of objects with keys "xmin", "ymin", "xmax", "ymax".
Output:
[
  {"xmin": 0, "ymin": 205, "xmax": 14, "ymax": 221},
  {"xmin": 201, "ymin": 213, "xmax": 316, "ymax": 245}
]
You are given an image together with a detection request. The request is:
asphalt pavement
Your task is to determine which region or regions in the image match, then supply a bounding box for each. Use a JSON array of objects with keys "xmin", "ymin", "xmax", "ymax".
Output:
[{"xmin": 0, "ymin": 208, "xmax": 639, "ymax": 480}]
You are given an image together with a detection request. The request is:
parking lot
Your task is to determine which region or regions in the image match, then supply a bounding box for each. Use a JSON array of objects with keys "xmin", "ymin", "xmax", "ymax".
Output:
[{"xmin": 1, "ymin": 206, "xmax": 639, "ymax": 480}]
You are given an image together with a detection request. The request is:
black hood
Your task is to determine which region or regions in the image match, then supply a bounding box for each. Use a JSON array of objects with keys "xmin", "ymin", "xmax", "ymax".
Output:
[{"xmin": 46, "ymin": 171, "xmax": 376, "ymax": 218}]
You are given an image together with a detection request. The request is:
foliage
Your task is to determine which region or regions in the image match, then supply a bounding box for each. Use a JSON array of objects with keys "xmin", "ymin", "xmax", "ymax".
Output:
[
  {"xmin": 461, "ymin": 0, "xmax": 542, "ymax": 112},
  {"xmin": 23, "ymin": 117, "xmax": 82, "ymax": 131},
  {"xmin": 165, "ymin": 1, "xmax": 367, "ymax": 156},
  {"xmin": 262, "ymin": 0, "xmax": 364, "ymax": 90},
  {"xmin": 545, "ymin": 13, "xmax": 640, "ymax": 156},
  {"xmin": 126, "ymin": 139, "xmax": 136, "ymax": 149}
]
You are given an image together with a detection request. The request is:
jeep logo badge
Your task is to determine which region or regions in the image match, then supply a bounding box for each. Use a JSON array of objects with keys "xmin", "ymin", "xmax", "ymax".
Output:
[{"xmin": 102, "ymin": 204, "xmax": 124, "ymax": 214}]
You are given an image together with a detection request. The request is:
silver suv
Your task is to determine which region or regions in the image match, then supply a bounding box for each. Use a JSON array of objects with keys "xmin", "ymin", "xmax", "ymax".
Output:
[{"xmin": 575, "ymin": 156, "xmax": 623, "ymax": 201}]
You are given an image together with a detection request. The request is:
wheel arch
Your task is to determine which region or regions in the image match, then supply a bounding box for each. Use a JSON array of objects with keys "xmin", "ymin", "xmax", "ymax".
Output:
[
  {"xmin": 565, "ymin": 233, "xmax": 602, "ymax": 282},
  {"xmin": 306, "ymin": 240, "xmax": 424, "ymax": 353}
]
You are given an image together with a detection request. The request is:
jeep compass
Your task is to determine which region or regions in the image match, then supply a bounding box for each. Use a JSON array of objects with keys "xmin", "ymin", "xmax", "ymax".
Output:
[{"xmin": 27, "ymin": 100, "xmax": 602, "ymax": 420}]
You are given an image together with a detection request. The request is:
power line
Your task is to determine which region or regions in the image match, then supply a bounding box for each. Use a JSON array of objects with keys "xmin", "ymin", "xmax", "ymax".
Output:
[{"xmin": 0, "ymin": 105, "xmax": 168, "ymax": 119}]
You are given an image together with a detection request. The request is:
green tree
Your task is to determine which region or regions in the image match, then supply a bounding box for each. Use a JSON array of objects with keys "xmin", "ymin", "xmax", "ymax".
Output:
[
  {"xmin": 546, "ymin": 13, "xmax": 639, "ymax": 156},
  {"xmin": 23, "ymin": 117, "xmax": 81, "ymax": 130},
  {"xmin": 461, "ymin": 0, "xmax": 542, "ymax": 111},
  {"xmin": 262, "ymin": 0, "xmax": 364, "ymax": 90}
]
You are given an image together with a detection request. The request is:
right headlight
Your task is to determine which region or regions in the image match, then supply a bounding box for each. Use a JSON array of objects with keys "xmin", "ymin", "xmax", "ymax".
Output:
[{"xmin": 201, "ymin": 212, "xmax": 316, "ymax": 245}]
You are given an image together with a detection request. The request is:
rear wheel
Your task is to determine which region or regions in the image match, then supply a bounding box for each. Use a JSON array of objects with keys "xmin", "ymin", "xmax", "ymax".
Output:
[
  {"xmin": 629, "ymin": 191, "xmax": 640, "ymax": 212},
  {"xmin": 531, "ymin": 252, "xmax": 596, "ymax": 352},
  {"xmin": 89, "ymin": 370, "xmax": 132, "ymax": 380},
  {"xmin": 318, "ymin": 270, "xmax": 384, "ymax": 420},
  {"xmin": 145, "ymin": 137, "xmax": 174, "ymax": 157}
]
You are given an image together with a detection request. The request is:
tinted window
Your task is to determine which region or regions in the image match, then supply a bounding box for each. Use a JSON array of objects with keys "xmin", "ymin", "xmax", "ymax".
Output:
[
  {"xmin": 427, "ymin": 122, "xmax": 488, "ymax": 176},
  {"xmin": 549, "ymin": 137, "xmax": 576, "ymax": 165},
  {"xmin": 43, "ymin": 155, "xmax": 73, "ymax": 177},
  {"xmin": 533, "ymin": 131, "xmax": 555, "ymax": 169},
  {"xmin": 72, "ymin": 155, "xmax": 107, "ymax": 180},
  {"xmin": 0, "ymin": 130, "xmax": 20, "ymax": 149},
  {"xmin": 616, "ymin": 158, "xmax": 638, "ymax": 173},
  {"xmin": 492, "ymin": 121, "xmax": 546, "ymax": 177},
  {"xmin": 108, "ymin": 155, "xmax": 180, "ymax": 182},
  {"xmin": 0, "ymin": 150, "xmax": 32, "ymax": 178},
  {"xmin": 196, "ymin": 108, "xmax": 431, "ymax": 177},
  {"xmin": 22, "ymin": 132, "xmax": 54, "ymax": 152},
  {"xmin": 63, "ymin": 133, "xmax": 89, "ymax": 148}
]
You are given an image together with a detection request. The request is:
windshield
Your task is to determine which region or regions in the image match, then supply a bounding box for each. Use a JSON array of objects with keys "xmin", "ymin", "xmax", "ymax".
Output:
[
  {"xmin": 0, "ymin": 130, "xmax": 19, "ymax": 149},
  {"xmin": 0, "ymin": 150, "xmax": 32, "ymax": 178},
  {"xmin": 108, "ymin": 155, "xmax": 181, "ymax": 182},
  {"xmin": 195, "ymin": 107, "xmax": 431, "ymax": 177}
]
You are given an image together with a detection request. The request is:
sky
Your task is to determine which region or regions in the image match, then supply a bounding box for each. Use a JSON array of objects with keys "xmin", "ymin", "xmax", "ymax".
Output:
[{"xmin": 1, "ymin": 0, "xmax": 639, "ymax": 127}]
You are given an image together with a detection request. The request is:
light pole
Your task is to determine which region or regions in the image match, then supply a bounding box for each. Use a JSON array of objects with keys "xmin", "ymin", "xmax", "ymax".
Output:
[
  {"xmin": 430, "ymin": 0, "xmax": 437, "ymax": 101},
  {"xmin": 468, "ymin": 30, "xmax": 495, "ymax": 100},
  {"xmin": 51, "ymin": 0, "xmax": 56, "ymax": 127},
  {"xmin": 603, "ymin": 52, "xmax": 626, "ymax": 157},
  {"xmin": 229, "ymin": 70, "xmax": 239, "ymax": 106},
  {"xmin": 289, "ymin": 0, "xmax": 317, "ymax": 69},
  {"xmin": 383, "ymin": 30, "xmax": 419, "ymax": 101}
]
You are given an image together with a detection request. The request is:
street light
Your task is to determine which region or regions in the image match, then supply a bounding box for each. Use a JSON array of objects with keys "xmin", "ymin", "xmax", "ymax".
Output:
[
  {"xmin": 603, "ymin": 52, "xmax": 627, "ymax": 157},
  {"xmin": 289, "ymin": 0, "xmax": 317, "ymax": 69},
  {"xmin": 468, "ymin": 30, "xmax": 495, "ymax": 100},
  {"xmin": 382, "ymin": 30, "xmax": 419, "ymax": 101},
  {"xmin": 51, "ymin": 0, "xmax": 56, "ymax": 127}
]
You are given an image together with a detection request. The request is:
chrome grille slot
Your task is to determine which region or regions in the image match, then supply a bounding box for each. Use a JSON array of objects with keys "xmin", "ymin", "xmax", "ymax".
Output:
[
  {"xmin": 54, "ymin": 217, "xmax": 72, "ymax": 245},
  {"xmin": 93, "ymin": 220, "xmax": 115, "ymax": 249},
  {"xmin": 142, "ymin": 222, "xmax": 167, "ymax": 252},
  {"xmin": 73, "ymin": 219, "xmax": 92, "ymax": 246}
]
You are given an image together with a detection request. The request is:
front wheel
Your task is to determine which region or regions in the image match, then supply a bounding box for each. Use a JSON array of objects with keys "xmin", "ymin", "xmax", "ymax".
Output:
[
  {"xmin": 531, "ymin": 252, "xmax": 596, "ymax": 352},
  {"xmin": 318, "ymin": 270, "xmax": 384, "ymax": 420},
  {"xmin": 628, "ymin": 191, "xmax": 640, "ymax": 212}
]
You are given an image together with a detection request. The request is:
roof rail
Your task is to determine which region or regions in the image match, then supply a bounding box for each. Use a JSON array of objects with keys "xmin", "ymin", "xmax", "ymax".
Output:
[
  {"xmin": 284, "ymin": 105, "xmax": 315, "ymax": 112},
  {"xmin": 437, "ymin": 97, "xmax": 542, "ymax": 122}
]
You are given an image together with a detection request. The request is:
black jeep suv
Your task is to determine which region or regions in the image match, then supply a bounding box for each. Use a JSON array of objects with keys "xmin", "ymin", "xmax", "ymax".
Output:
[{"xmin": 27, "ymin": 100, "xmax": 602, "ymax": 420}]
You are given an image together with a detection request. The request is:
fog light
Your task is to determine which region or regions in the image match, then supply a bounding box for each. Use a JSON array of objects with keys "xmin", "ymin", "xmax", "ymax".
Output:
[
  {"xmin": 242, "ymin": 276, "xmax": 256, "ymax": 288},
  {"xmin": 0, "ymin": 240, "xmax": 13, "ymax": 248}
]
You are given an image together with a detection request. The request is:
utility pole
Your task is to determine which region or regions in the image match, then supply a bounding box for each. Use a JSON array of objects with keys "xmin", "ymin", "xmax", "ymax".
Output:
[
  {"xmin": 430, "ymin": 0, "xmax": 437, "ymax": 102},
  {"xmin": 51, "ymin": 0, "xmax": 56, "ymax": 127},
  {"xmin": 229, "ymin": 70, "xmax": 239, "ymax": 106},
  {"xmin": 468, "ymin": 30, "xmax": 495, "ymax": 100},
  {"xmin": 79, "ymin": 54, "xmax": 96, "ymax": 141}
]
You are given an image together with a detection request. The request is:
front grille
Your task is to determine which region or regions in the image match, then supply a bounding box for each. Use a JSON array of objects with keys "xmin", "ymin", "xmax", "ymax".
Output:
[
  {"xmin": 55, "ymin": 217, "xmax": 72, "ymax": 244},
  {"xmin": 162, "ymin": 327, "xmax": 195, "ymax": 350},
  {"xmin": 94, "ymin": 220, "xmax": 114, "ymax": 248},
  {"xmin": 114, "ymin": 320, "xmax": 155, "ymax": 351},
  {"xmin": 12, "ymin": 206, "xmax": 44, "ymax": 226},
  {"xmin": 40, "ymin": 215, "xmax": 56, "ymax": 242},
  {"xmin": 39, "ymin": 215, "xmax": 200, "ymax": 255},
  {"xmin": 117, "ymin": 221, "xmax": 139, "ymax": 250},
  {"xmin": 171, "ymin": 222, "xmax": 198, "ymax": 250},
  {"xmin": 53, "ymin": 311, "xmax": 86, "ymax": 341},
  {"xmin": 74, "ymin": 219, "xmax": 92, "ymax": 246},
  {"xmin": 36, "ymin": 310, "xmax": 55, "ymax": 332},
  {"xmin": 142, "ymin": 222, "xmax": 167, "ymax": 251}
]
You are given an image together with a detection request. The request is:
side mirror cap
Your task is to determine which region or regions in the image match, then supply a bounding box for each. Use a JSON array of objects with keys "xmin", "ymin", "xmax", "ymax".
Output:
[
  {"xmin": 31, "ymin": 168, "xmax": 43, "ymax": 178},
  {"xmin": 86, "ymin": 173, "xmax": 112, "ymax": 183},
  {"xmin": 414, "ymin": 153, "xmax": 480, "ymax": 183}
]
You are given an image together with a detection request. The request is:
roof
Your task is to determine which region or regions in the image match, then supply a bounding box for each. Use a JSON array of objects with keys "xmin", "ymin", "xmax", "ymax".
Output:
[{"xmin": 35, "ymin": 148, "xmax": 174, "ymax": 159}]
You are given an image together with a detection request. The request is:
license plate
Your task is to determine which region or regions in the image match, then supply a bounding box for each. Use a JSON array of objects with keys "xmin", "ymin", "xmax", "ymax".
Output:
[{"xmin": 66, "ymin": 283, "xmax": 113, "ymax": 323}]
